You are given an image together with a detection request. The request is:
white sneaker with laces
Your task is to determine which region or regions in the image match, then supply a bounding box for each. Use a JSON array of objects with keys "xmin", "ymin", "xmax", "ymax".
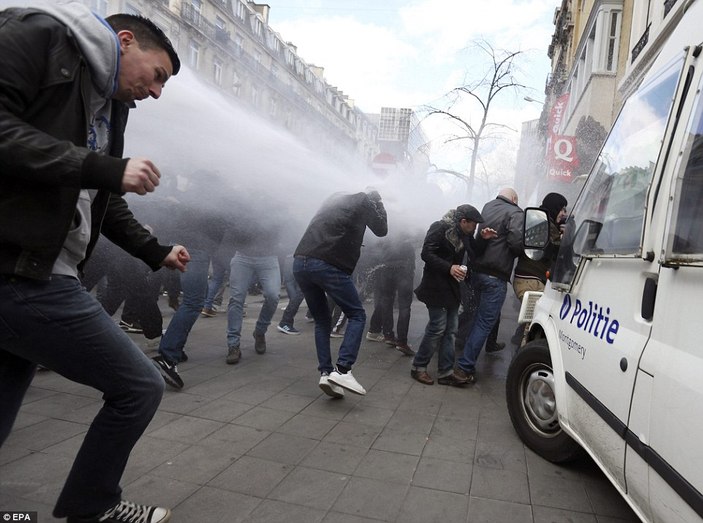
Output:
[
  {"xmin": 365, "ymin": 331, "xmax": 384, "ymax": 342},
  {"xmin": 67, "ymin": 499, "xmax": 171, "ymax": 523},
  {"xmin": 328, "ymin": 368, "xmax": 366, "ymax": 395},
  {"xmin": 319, "ymin": 373, "xmax": 345, "ymax": 399}
]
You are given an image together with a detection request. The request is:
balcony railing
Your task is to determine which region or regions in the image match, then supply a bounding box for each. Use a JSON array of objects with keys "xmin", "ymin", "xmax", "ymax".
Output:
[
  {"xmin": 664, "ymin": 0, "xmax": 679, "ymax": 17},
  {"xmin": 631, "ymin": 23, "xmax": 650, "ymax": 63}
]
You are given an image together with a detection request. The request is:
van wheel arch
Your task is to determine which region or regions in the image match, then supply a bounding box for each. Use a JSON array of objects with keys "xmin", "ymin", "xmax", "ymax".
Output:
[{"xmin": 506, "ymin": 339, "xmax": 583, "ymax": 463}]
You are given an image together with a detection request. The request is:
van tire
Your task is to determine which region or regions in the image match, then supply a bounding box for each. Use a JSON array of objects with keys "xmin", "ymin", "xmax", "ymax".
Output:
[{"xmin": 506, "ymin": 339, "xmax": 583, "ymax": 463}]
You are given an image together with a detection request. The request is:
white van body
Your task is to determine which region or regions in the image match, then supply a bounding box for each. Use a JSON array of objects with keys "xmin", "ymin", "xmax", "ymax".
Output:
[{"xmin": 506, "ymin": 1, "xmax": 703, "ymax": 522}]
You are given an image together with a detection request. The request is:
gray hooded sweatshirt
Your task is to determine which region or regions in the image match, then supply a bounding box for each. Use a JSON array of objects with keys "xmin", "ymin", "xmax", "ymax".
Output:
[{"xmin": 37, "ymin": 2, "xmax": 122, "ymax": 277}]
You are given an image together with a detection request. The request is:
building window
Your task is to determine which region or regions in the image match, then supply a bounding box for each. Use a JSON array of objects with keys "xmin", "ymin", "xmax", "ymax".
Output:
[
  {"xmin": 270, "ymin": 97, "xmax": 278, "ymax": 118},
  {"xmin": 252, "ymin": 86, "xmax": 258, "ymax": 107},
  {"xmin": 593, "ymin": 5, "xmax": 622, "ymax": 73},
  {"xmin": 605, "ymin": 10, "xmax": 620, "ymax": 71},
  {"xmin": 188, "ymin": 41, "xmax": 200, "ymax": 69},
  {"xmin": 213, "ymin": 58, "xmax": 223, "ymax": 86},
  {"xmin": 232, "ymin": 71, "xmax": 241, "ymax": 96},
  {"xmin": 235, "ymin": 34, "xmax": 244, "ymax": 56},
  {"xmin": 235, "ymin": 0, "xmax": 246, "ymax": 21}
]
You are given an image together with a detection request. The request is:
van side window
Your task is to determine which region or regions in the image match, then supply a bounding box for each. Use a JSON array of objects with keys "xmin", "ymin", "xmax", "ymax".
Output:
[
  {"xmin": 671, "ymin": 92, "xmax": 703, "ymax": 257},
  {"xmin": 551, "ymin": 59, "xmax": 682, "ymax": 285}
]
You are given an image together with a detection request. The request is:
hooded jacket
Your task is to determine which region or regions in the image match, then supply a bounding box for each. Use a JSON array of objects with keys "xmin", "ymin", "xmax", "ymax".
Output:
[
  {"xmin": 0, "ymin": 4, "xmax": 171, "ymax": 280},
  {"xmin": 414, "ymin": 209, "xmax": 484, "ymax": 308},
  {"xmin": 295, "ymin": 192, "xmax": 388, "ymax": 274}
]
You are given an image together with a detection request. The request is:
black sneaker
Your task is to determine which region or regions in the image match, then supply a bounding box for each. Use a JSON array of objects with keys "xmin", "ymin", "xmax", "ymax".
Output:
[
  {"xmin": 179, "ymin": 350, "xmax": 188, "ymax": 363},
  {"xmin": 152, "ymin": 355, "xmax": 183, "ymax": 390},
  {"xmin": 66, "ymin": 499, "xmax": 171, "ymax": 522}
]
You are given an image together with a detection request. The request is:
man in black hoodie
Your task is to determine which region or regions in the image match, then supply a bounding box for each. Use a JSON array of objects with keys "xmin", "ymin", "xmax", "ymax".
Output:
[
  {"xmin": 0, "ymin": 5, "xmax": 184, "ymax": 523},
  {"xmin": 294, "ymin": 190, "xmax": 387, "ymax": 398}
]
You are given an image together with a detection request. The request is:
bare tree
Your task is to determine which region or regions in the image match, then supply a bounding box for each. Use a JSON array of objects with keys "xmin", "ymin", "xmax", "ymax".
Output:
[{"xmin": 423, "ymin": 40, "xmax": 526, "ymax": 198}]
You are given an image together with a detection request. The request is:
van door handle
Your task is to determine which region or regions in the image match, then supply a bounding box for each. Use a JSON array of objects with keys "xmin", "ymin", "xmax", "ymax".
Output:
[{"xmin": 641, "ymin": 277, "xmax": 657, "ymax": 321}]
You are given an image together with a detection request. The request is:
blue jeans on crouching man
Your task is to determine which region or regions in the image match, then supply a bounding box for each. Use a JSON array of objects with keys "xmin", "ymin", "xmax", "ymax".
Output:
[
  {"xmin": 293, "ymin": 256, "xmax": 366, "ymax": 374},
  {"xmin": 411, "ymin": 305, "xmax": 459, "ymax": 378},
  {"xmin": 457, "ymin": 272, "xmax": 507, "ymax": 374},
  {"xmin": 0, "ymin": 274, "xmax": 164, "ymax": 518}
]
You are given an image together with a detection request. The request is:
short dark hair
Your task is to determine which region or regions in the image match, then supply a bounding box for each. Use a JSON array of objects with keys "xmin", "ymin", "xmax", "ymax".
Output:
[{"xmin": 106, "ymin": 13, "xmax": 180, "ymax": 75}]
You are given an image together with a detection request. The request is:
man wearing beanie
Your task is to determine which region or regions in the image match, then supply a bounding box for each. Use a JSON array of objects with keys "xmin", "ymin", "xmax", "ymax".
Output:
[
  {"xmin": 511, "ymin": 192, "xmax": 567, "ymax": 344},
  {"xmin": 411, "ymin": 204, "xmax": 496, "ymax": 386}
]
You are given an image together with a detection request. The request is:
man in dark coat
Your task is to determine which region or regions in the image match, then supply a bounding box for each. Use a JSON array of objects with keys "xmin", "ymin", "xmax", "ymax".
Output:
[
  {"xmin": 294, "ymin": 189, "xmax": 387, "ymax": 398},
  {"xmin": 456, "ymin": 188, "xmax": 523, "ymax": 383},
  {"xmin": 411, "ymin": 205, "xmax": 496, "ymax": 386}
]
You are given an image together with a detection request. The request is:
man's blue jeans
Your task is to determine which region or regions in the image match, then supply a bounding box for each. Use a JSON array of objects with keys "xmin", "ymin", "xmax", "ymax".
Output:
[
  {"xmin": 203, "ymin": 252, "xmax": 230, "ymax": 310},
  {"xmin": 280, "ymin": 254, "xmax": 304, "ymax": 327},
  {"xmin": 457, "ymin": 272, "xmax": 507, "ymax": 373},
  {"xmin": 159, "ymin": 249, "xmax": 210, "ymax": 363},
  {"xmin": 411, "ymin": 305, "xmax": 458, "ymax": 378},
  {"xmin": 0, "ymin": 274, "xmax": 164, "ymax": 518},
  {"xmin": 293, "ymin": 256, "xmax": 366, "ymax": 374},
  {"xmin": 226, "ymin": 253, "xmax": 280, "ymax": 348}
]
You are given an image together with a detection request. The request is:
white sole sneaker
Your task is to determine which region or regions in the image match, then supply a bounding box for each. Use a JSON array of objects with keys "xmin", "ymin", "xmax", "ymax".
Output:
[
  {"xmin": 319, "ymin": 374, "xmax": 345, "ymax": 399},
  {"xmin": 328, "ymin": 370, "xmax": 366, "ymax": 395}
]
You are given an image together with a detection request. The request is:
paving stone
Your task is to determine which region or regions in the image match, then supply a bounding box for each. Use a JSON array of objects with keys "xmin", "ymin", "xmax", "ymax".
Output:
[
  {"xmin": 470, "ymin": 465, "xmax": 530, "ymax": 504},
  {"xmin": 396, "ymin": 486, "xmax": 469, "ymax": 523},
  {"xmin": 268, "ymin": 466, "xmax": 349, "ymax": 510},
  {"xmin": 354, "ymin": 449, "xmax": 419, "ymax": 484},
  {"xmin": 207, "ymin": 456, "xmax": 293, "ymax": 497},
  {"xmin": 333, "ymin": 476, "xmax": 408, "ymax": 521},
  {"xmin": 246, "ymin": 432, "xmax": 318, "ymax": 465},
  {"xmin": 468, "ymin": 496, "xmax": 533, "ymax": 523},
  {"xmin": 412, "ymin": 456, "xmax": 472, "ymax": 494}
]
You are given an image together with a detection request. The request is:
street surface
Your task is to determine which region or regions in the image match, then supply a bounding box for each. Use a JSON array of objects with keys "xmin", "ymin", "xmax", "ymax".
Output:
[{"xmin": 0, "ymin": 292, "xmax": 639, "ymax": 522}]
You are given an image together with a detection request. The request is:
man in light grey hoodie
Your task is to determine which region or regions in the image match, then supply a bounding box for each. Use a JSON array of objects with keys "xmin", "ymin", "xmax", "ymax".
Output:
[{"xmin": 0, "ymin": 3, "xmax": 184, "ymax": 523}]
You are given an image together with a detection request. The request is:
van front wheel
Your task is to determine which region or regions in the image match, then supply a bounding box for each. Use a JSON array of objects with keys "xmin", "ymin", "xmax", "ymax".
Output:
[{"xmin": 506, "ymin": 339, "xmax": 582, "ymax": 463}]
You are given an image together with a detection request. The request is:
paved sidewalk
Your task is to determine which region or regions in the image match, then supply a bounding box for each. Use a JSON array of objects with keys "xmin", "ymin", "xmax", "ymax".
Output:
[{"xmin": 0, "ymin": 294, "xmax": 638, "ymax": 522}]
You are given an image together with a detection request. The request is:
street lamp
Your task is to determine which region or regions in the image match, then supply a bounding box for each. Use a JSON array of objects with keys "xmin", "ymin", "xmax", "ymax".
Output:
[{"xmin": 524, "ymin": 96, "xmax": 545, "ymax": 105}]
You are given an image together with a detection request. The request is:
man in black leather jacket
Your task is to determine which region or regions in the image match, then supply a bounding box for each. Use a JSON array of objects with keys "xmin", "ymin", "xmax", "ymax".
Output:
[
  {"xmin": 294, "ymin": 189, "xmax": 387, "ymax": 398},
  {"xmin": 0, "ymin": 5, "xmax": 186, "ymax": 523}
]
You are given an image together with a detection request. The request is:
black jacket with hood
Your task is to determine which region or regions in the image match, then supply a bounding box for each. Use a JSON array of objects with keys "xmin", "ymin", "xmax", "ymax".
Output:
[
  {"xmin": 0, "ymin": 5, "xmax": 171, "ymax": 280},
  {"xmin": 414, "ymin": 209, "xmax": 484, "ymax": 308}
]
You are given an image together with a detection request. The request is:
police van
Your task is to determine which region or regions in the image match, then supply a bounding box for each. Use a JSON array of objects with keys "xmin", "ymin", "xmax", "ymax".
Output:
[{"xmin": 505, "ymin": 1, "xmax": 703, "ymax": 522}]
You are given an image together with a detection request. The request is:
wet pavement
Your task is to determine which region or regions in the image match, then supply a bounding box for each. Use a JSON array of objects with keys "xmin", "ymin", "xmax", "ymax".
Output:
[{"xmin": 0, "ymin": 292, "xmax": 639, "ymax": 522}]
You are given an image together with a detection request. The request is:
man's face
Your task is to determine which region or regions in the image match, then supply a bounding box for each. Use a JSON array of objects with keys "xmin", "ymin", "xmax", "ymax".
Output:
[
  {"xmin": 459, "ymin": 219, "xmax": 477, "ymax": 235},
  {"xmin": 113, "ymin": 30, "xmax": 173, "ymax": 103}
]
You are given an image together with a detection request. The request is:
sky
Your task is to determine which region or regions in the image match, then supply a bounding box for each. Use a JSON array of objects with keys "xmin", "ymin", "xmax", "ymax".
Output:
[{"xmin": 267, "ymin": 0, "xmax": 558, "ymax": 202}]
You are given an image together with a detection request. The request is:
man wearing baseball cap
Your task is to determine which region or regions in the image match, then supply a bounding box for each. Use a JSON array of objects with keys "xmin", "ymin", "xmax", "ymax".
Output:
[{"xmin": 411, "ymin": 204, "xmax": 496, "ymax": 386}]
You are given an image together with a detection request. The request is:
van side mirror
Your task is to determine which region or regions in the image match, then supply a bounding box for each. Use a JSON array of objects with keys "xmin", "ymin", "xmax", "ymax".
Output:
[{"xmin": 524, "ymin": 208, "xmax": 549, "ymax": 249}]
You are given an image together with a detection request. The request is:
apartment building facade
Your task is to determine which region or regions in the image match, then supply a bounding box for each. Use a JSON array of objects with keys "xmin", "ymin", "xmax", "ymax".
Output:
[{"xmin": 518, "ymin": 0, "xmax": 689, "ymax": 204}]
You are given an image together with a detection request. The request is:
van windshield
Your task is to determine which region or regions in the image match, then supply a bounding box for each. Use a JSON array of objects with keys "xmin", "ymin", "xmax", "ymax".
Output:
[{"xmin": 551, "ymin": 57, "xmax": 683, "ymax": 286}]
